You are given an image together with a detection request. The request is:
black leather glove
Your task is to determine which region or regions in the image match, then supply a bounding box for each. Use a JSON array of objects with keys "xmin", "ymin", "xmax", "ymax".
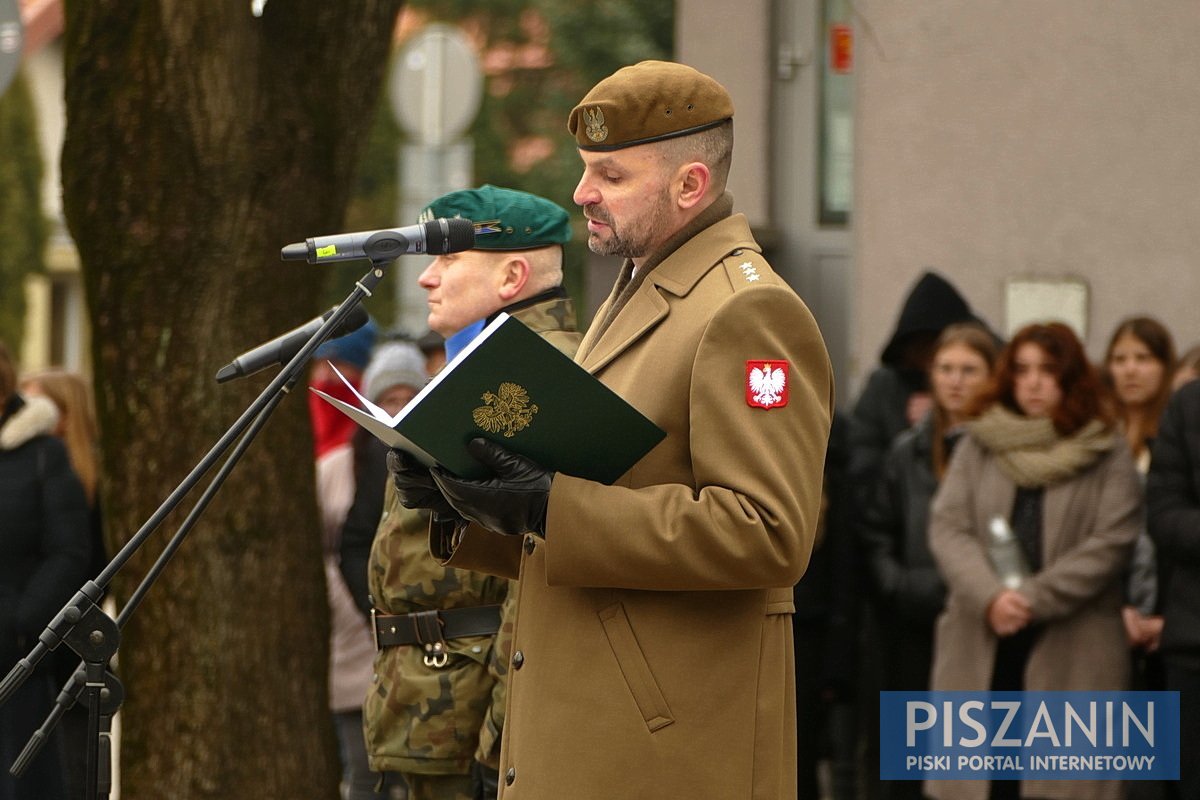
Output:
[
  {"xmin": 386, "ymin": 448, "xmax": 457, "ymax": 518},
  {"xmin": 431, "ymin": 438, "xmax": 553, "ymax": 537}
]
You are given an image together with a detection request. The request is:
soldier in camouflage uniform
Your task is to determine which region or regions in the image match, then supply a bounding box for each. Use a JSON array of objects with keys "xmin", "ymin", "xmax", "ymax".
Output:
[{"xmin": 362, "ymin": 186, "xmax": 581, "ymax": 800}]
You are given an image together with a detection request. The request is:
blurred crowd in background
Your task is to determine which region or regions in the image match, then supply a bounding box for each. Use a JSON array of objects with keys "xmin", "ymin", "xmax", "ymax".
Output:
[{"xmin": 794, "ymin": 271, "xmax": 1200, "ymax": 800}]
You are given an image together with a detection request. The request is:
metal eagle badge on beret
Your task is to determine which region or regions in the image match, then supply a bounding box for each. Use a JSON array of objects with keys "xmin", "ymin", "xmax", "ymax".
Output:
[
  {"xmin": 583, "ymin": 107, "xmax": 608, "ymax": 143},
  {"xmin": 746, "ymin": 360, "xmax": 789, "ymax": 409}
]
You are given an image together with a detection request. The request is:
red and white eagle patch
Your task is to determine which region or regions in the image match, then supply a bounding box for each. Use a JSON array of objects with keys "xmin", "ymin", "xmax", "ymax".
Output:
[{"xmin": 746, "ymin": 360, "xmax": 789, "ymax": 409}]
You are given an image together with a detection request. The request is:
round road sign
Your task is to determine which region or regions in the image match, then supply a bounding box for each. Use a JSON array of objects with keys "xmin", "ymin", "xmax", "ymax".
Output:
[{"xmin": 388, "ymin": 23, "xmax": 483, "ymax": 146}]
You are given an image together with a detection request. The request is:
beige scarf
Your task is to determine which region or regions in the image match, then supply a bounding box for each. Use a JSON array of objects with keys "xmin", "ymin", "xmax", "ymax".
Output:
[{"xmin": 967, "ymin": 405, "xmax": 1117, "ymax": 488}]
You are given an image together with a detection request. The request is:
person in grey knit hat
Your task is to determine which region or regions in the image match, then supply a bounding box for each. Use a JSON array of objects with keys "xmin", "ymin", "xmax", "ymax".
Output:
[{"xmin": 363, "ymin": 341, "xmax": 428, "ymax": 416}]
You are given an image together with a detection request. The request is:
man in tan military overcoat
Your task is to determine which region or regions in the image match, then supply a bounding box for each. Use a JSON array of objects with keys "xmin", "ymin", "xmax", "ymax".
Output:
[{"xmin": 392, "ymin": 62, "xmax": 834, "ymax": 799}]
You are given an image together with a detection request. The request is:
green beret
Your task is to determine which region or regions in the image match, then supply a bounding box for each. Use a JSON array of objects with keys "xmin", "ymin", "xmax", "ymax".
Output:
[
  {"xmin": 419, "ymin": 185, "xmax": 571, "ymax": 251},
  {"xmin": 568, "ymin": 60, "xmax": 734, "ymax": 152}
]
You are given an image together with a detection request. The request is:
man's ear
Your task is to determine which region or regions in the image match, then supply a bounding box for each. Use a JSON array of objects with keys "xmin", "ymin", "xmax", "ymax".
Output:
[
  {"xmin": 675, "ymin": 161, "xmax": 711, "ymax": 210},
  {"xmin": 497, "ymin": 255, "xmax": 530, "ymax": 302}
]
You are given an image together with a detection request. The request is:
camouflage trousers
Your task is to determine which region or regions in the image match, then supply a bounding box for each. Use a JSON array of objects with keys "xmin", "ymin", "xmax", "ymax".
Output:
[{"xmin": 404, "ymin": 772, "xmax": 474, "ymax": 800}]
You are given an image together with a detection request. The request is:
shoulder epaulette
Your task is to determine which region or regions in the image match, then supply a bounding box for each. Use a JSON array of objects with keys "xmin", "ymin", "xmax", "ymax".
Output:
[{"xmin": 720, "ymin": 248, "xmax": 775, "ymax": 289}]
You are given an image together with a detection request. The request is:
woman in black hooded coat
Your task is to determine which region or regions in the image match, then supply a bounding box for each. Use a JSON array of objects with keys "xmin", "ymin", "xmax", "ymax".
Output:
[{"xmin": 848, "ymin": 271, "xmax": 990, "ymax": 494}]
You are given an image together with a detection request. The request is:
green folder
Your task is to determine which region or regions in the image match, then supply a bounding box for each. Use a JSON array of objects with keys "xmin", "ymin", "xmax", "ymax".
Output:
[{"xmin": 311, "ymin": 312, "xmax": 665, "ymax": 484}]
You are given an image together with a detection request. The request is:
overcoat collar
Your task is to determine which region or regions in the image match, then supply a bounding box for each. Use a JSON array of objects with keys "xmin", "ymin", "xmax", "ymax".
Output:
[{"xmin": 577, "ymin": 213, "xmax": 760, "ymax": 372}]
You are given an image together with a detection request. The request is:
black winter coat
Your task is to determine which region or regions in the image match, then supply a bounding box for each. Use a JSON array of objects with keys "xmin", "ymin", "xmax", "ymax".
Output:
[
  {"xmin": 848, "ymin": 366, "xmax": 917, "ymax": 491},
  {"xmin": 1148, "ymin": 379, "xmax": 1200, "ymax": 655},
  {"xmin": 0, "ymin": 393, "xmax": 91, "ymax": 800},
  {"xmin": 858, "ymin": 414, "xmax": 948, "ymax": 690},
  {"xmin": 338, "ymin": 432, "xmax": 390, "ymax": 618},
  {"xmin": 860, "ymin": 415, "xmax": 947, "ymax": 624},
  {"xmin": 792, "ymin": 413, "xmax": 858, "ymax": 698},
  {"xmin": 0, "ymin": 395, "xmax": 91, "ymax": 650}
]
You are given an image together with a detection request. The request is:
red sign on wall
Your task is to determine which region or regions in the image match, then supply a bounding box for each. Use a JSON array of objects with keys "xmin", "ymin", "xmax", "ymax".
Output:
[{"xmin": 830, "ymin": 23, "xmax": 853, "ymax": 73}]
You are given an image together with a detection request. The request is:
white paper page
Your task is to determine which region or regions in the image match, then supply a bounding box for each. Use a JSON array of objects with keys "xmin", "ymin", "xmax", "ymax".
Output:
[
  {"xmin": 325, "ymin": 311, "xmax": 511, "ymax": 426},
  {"xmin": 393, "ymin": 312, "xmax": 510, "ymax": 407},
  {"xmin": 309, "ymin": 387, "xmax": 436, "ymax": 467},
  {"xmin": 328, "ymin": 361, "xmax": 398, "ymax": 423}
]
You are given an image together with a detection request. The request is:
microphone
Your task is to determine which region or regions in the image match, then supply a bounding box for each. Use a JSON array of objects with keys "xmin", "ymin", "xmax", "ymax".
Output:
[
  {"xmin": 280, "ymin": 218, "xmax": 476, "ymax": 263},
  {"xmin": 215, "ymin": 305, "xmax": 370, "ymax": 383}
]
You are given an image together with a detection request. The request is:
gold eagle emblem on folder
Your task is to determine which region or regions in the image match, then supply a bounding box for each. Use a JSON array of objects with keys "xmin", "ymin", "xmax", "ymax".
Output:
[{"xmin": 473, "ymin": 382, "xmax": 539, "ymax": 438}]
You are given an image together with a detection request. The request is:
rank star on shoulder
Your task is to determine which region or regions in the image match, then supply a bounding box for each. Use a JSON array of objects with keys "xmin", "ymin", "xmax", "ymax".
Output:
[{"xmin": 739, "ymin": 261, "xmax": 760, "ymax": 282}]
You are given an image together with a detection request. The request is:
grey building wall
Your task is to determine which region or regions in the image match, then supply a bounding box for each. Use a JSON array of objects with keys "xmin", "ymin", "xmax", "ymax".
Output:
[
  {"xmin": 677, "ymin": 0, "xmax": 773, "ymax": 229},
  {"xmin": 675, "ymin": 0, "xmax": 1200, "ymax": 400},
  {"xmin": 678, "ymin": 0, "xmax": 855, "ymax": 398},
  {"xmin": 853, "ymin": 0, "xmax": 1200, "ymax": 384}
]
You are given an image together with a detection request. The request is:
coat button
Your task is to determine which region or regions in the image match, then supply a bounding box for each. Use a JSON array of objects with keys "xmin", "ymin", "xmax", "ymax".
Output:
[
  {"xmin": 512, "ymin": 650, "xmax": 524, "ymax": 670},
  {"xmin": 505, "ymin": 767, "xmax": 516, "ymax": 785},
  {"xmin": 524, "ymin": 535, "xmax": 537, "ymax": 555}
]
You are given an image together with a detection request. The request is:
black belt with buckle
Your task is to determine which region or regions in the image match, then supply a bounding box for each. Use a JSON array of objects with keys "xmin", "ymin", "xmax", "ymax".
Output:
[{"xmin": 371, "ymin": 605, "xmax": 503, "ymax": 650}]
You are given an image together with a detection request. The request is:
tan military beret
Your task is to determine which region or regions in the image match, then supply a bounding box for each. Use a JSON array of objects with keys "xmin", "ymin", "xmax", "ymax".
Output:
[{"xmin": 567, "ymin": 60, "xmax": 734, "ymax": 151}]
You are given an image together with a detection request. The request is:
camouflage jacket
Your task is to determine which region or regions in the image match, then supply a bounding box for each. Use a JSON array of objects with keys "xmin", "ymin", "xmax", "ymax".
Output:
[{"xmin": 363, "ymin": 293, "xmax": 581, "ymax": 776}]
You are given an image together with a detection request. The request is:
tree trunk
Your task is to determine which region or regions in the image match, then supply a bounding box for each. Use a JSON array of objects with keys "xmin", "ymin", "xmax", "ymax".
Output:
[{"xmin": 60, "ymin": 2, "xmax": 402, "ymax": 796}]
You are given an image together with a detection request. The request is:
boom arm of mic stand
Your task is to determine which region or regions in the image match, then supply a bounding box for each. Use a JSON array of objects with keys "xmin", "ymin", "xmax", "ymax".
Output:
[{"xmin": 0, "ymin": 259, "xmax": 389, "ymax": 716}]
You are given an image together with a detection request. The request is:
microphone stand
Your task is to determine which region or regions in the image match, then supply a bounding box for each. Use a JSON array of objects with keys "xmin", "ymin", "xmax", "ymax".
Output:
[
  {"xmin": 10, "ymin": 371, "xmax": 291, "ymax": 796},
  {"xmin": 3, "ymin": 258, "xmax": 395, "ymax": 796}
]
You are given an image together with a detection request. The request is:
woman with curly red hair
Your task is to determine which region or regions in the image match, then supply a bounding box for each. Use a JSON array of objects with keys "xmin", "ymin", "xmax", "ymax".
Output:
[{"xmin": 925, "ymin": 322, "xmax": 1142, "ymax": 800}]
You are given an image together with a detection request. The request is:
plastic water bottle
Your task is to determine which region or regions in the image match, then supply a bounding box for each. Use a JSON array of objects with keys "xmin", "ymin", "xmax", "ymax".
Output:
[{"xmin": 987, "ymin": 515, "xmax": 1030, "ymax": 589}]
